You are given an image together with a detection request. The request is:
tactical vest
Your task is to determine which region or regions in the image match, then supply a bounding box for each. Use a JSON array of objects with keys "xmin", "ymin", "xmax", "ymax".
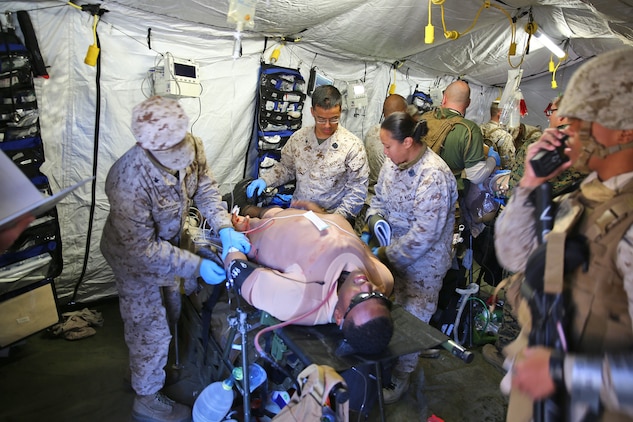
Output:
[
  {"xmin": 420, "ymin": 108, "xmax": 471, "ymax": 156},
  {"xmin": 480, "ymin": 124, "xmax": 506, "ymax": 149},
  {"xmin": 552, "ymin": 181, "xmax": 633, "ymax": 355},
  {"xmin": 506, "ymin": 179, "xmax": 633, "ymax": 422}
]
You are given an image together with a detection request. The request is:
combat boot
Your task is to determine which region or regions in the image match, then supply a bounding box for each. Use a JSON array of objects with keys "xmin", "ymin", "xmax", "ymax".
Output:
[
  {"xmin": 382, "ymin": 370, "xmax": 411, "ymax": 404},
  {"xmin": 132, "ymin": 391, "xmax": 191, "ymax": 422}
]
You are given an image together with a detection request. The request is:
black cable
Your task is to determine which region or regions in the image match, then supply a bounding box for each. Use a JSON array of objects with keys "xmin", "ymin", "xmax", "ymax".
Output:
[{"xmin": 70, "ymin": 27, "xmax": 101, "ymax": 304}]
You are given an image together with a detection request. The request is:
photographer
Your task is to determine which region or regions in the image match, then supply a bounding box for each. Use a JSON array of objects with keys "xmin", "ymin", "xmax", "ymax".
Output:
[{"xmin": 494, "ymin": 47, "xmax": 633, "ymax": 421}]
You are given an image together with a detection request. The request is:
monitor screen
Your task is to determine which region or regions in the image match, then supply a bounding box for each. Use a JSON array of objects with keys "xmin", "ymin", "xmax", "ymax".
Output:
[{"xmin": 174, "ymin": 62, "xmax": 197, "ymax": 79}]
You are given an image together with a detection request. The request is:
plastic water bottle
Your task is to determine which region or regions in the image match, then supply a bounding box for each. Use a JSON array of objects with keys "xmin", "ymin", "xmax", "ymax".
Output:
[
  {"xmin": 233, "ymin": 363, "xmax": 267, "ymax": 393},
  {"xmin": 192, "ymin": 376, "xmax": 235, "ymax": 422}
]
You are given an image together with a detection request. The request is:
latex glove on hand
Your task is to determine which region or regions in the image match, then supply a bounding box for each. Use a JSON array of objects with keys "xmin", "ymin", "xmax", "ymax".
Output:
[
  {"xmin": 199, "ymin": 259, "xmax": 226, "ymax": 285},
  {"xmin": 246, "ymin": 178, "xmax": 267, "ymax": 198},
  {"xmin": 360, "ymin": 231, "xmax": 371, "ymax": 246},
  {"xmin": 488, "ymin": 146, "xmax": 501, "ymax": 167},
  {"xmin": 219, "ymin": 227, "xmax": 251, "ymax": 260}
]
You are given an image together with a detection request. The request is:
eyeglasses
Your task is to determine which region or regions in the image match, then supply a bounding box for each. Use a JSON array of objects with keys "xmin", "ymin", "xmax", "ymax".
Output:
[
  {"xmin": 340, "ymin": 291, "xmax": 392, "ymax": 327},
  {"xmin": 544, "ymin": 108, "xmax": 558, "ymax": 117},
  {"xmin": 314, "ymin": 116, "xmax": 340, "ymax": 125}
]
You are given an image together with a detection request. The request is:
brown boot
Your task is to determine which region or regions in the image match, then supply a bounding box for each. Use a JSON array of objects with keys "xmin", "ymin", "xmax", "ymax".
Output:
[
  {"xmin": 132, "ymin": 391, "xmax": 191, "ymax": 422},
  {"xmin": 382, "ymin": 370, "xmax": 411, "ymax": 404}
]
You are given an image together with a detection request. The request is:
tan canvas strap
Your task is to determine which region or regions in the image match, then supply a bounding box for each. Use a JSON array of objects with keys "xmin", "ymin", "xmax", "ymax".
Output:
[{"xmin": 544, "ymin": 232, "xmax": 566, "ymax": 295}]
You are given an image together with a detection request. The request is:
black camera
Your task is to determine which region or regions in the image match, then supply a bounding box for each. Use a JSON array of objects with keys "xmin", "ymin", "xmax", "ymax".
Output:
[{"xmin": 529, "ymin": 135, "xmax": 569, "ymax": 177}]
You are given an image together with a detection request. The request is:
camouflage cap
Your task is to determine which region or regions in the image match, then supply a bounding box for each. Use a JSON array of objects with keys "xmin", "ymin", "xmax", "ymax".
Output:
[
  {"xmin": 558, "ymin": 46, "xmax": 633, "ymax": 130},
  {"xmin": 131, "ymin": 96, "xmax": 189, "ymax": 150}
]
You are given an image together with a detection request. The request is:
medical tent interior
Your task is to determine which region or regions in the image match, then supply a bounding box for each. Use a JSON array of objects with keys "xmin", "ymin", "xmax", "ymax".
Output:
[{"xmin": 0, "ymin": 0, "xmax": 631, "ymax": 306}]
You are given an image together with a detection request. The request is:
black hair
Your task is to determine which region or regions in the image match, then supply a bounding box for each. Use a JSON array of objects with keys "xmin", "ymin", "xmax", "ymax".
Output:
[
  {"xmin": 381, "ymin": 111, "xmax": 428, "ymax": 145},
  {"xmin": 312, "ymin": 85, "xmax": 342, "ymax": 110},
  {"xmin": 342, "ymin": 314, "xmax": 394, "ymax": 355}
]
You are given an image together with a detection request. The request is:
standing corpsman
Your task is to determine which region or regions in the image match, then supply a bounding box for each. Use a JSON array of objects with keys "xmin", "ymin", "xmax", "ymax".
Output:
[{"xmin": 101, "ymin": 96, "xmax": 250, "ymax": 422}]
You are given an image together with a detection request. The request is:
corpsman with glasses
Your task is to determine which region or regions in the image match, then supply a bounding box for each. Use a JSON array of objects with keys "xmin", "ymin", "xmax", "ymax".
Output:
[
  {"xmin": 247, "ymin": 85, "xmax": 369, "ymax": 223},
  {"xmin": 222, "ymin": 205, "xmax": 394, "ymax": 355}
]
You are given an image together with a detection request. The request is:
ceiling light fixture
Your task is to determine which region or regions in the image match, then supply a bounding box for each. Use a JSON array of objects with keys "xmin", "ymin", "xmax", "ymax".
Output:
[{"xmin": 533, "ymin": 27, "xmax": 566, "ymax": 59}]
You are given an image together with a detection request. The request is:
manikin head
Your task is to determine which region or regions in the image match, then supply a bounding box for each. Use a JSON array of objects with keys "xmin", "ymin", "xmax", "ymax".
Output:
[{"xmin": 334, "ymin": 270, "xmax": 394, "ymax": 355}]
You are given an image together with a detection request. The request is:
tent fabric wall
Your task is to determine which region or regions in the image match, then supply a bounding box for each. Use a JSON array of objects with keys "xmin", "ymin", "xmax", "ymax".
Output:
[
  {"xmin": 0, "ymin": 0, "xmax": 630, "ymax": 303},
  {"xmin": 1, "ymin": 1, "xmax": 268, "ymax": 303}
]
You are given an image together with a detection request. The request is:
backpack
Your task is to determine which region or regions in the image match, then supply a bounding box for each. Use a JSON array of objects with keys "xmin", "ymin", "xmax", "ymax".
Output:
[
  {"xmin": 272, "ymin": 364, "xmax": 349, "ymax": 422},
  {"xmin": 480, "ymin": 125, "xmax": 507, "ymax": 149},
  {"xmin": 420, "ymin": 109, "xmax": 472, "ymax": 155}
]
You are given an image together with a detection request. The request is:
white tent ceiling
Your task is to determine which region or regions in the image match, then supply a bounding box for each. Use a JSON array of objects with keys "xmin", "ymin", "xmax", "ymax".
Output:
[
  {"xmin": 108, "ymin": 0, "xmax": 633, "ymax": 86},
  {"xmin": 0, "ymin": 0, "xmax": 631, "ymax": 303}
]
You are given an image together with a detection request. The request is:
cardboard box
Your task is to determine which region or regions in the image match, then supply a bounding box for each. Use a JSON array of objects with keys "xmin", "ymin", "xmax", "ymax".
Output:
[{"xmin": 0, "ymin": 278, "xmax": 60, "ymax": 348}]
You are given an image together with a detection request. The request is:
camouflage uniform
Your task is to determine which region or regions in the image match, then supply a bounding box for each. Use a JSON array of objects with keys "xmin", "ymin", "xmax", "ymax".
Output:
[
  {"xmin": 353, "ymin": 123, "xmax": 383, "ymax": 234},
  {"xmin": 480, "ymin": 120, "xmax": 515, "ymax": 169},
  {"xmin": 368, "ymin": 147, "xmax": 458, "ymax": 373},
  {"xmin": 511, "ymin": 123, "xmax": 542, "ymax": 153},
  {"xmin": 363, "ymin": 123, "xmax": 384, "ymax": 200},
  {"xmin": 260, "ymin": 125, "xmax": 369, "ymax": 220},
  {"xmin": 508, "ymin": 132, "xmax": 586, "ymax": 197},
  {"xmin": 100, "ymin": 134, "xmax": 231, "ymax": 396},
  {"xmin": 497, "ymin": 47, "xmax": 633, "ymax": 421}
]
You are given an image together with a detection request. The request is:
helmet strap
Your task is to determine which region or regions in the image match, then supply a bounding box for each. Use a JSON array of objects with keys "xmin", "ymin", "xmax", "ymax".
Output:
[{"xmin": 575, "ymin": 121, "xmax": 633, "ymax": 172}]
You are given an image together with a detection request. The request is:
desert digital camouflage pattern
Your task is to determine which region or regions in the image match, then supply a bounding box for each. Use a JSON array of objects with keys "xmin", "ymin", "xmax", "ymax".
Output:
[
  {"xmin": 260, "ymin": 125, "xmax": 369, "ymax": 220},
  {"xmin": 100, "ymin": 135, "xmax": 231, "ymax": 395},
  {"xmin": 558, "ymin": 47, "xmax": 633, "ymax": 130},
  {"xmin": 369, "ymin": 147, "xmax": 457, "ymax": 372}
]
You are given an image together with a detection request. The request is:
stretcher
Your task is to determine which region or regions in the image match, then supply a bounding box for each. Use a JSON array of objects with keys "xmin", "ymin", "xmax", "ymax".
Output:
[
  {"xmin": 180, "ymin": 212, "xmax": 473, "ymax": 421},
  {"xmin": 182, "ymin": 279, "xmax": 473, "ymax": 422},
  {"xmin": 274, "ymin": 305, "xmax": 472, "ymax": 422}
]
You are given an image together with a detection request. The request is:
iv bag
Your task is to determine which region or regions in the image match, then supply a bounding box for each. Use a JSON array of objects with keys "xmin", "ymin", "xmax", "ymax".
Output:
[
  {"xmin": 227, "ymin": 0, "xmax": 257, "ymax": 30},
  {"xmin": 499, "ymin": 68, "xmax": 523, "ymax": 128}
]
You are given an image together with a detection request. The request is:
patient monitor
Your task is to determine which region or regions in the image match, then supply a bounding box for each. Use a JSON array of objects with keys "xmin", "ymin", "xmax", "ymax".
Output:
[{"xmin": 152, "ymin": 53, "xmax": 201, "ymax": 98}]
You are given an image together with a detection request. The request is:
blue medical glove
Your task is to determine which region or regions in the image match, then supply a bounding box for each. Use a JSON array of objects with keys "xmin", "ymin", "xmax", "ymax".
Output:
[
  {"xmin": 219, "ymin": 227, "xmax": 251, "ymax": 258},
  {"xmin": 199, "ymin": 259, "xmax": 226, "ymax": 285},
  {"xmin": 360, "ymin": 232, "xmax": 371, "ymax": 245},
  {"xmin": 246, "ymin": 178, "xmax": 267, "ymax": 198},
  {"xmin": 488, "ymin": 147, "xmax": 501, "ymax": 167}
]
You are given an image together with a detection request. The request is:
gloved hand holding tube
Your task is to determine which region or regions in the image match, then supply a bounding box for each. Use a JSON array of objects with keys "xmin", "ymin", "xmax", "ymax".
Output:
[
  {"xmin": 219, "ymin": 227, "xmax": 251, "ymax": 260},
  {"xmin": 246, "ymin": 178, "xmax": 267, "ymax": 198},
  {"xmin": 199, "ymin": 259, "xmax": 226, "ymax": 285}
]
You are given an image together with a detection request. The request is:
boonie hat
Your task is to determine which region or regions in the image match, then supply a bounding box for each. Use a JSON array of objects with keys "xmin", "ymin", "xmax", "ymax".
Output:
[
  {"xmin": 558, "ymin": 46, "xmax": 633, "ymax": 130},
  {"xmin": 131, "ymin": 96, "xmax": 194, "ymax": 169}
]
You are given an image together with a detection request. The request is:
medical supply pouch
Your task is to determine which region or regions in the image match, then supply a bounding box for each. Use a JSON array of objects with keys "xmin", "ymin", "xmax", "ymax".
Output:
[
  {"xmin": 272, "ymin": 364, "xmax": 349, "ymax": 422},
  {"xmin": 0, "ymin": 213, "xmax": 62, "ymax": 278},
  {"xmin": 0, "ymin": 16, "xmax": 62, "ymax": 283},
  {"xmin": 258, "ymin": 130, "xmax": 294, "ymax": 151},
  {"xmin": 259, "ymin": 64, "xmax": 306, "ymax": 134},
  {"xmin": 0, "ymin": 135, "xmax": 45, "ymax": 173},
  {"xmin": 256, "ymin": 63, "xmax": 307, "ymax": 174}
]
